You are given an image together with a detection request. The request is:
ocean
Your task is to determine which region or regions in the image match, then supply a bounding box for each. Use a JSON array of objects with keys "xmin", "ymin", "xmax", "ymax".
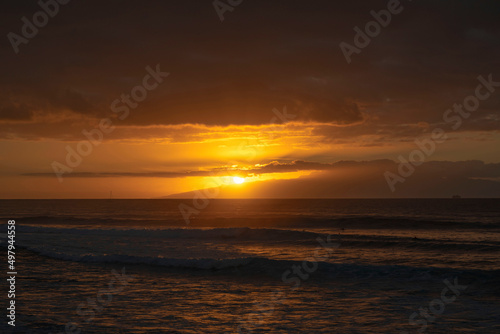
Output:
[{"xmin": 1, "ymin": 199, "xmax": 499, "ymax": 333}]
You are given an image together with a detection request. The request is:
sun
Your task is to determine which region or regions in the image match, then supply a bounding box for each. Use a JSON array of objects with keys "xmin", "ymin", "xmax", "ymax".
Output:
[{"xmin": 233, "ymin": 176, "xmax": 245, "ymax": 184}]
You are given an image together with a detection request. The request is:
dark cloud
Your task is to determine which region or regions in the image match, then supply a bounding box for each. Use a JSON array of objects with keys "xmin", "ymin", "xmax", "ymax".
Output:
[
  {"xmin": 0, "ymin": 103, "xmax": 32, "ymax": 121},
  {"xmin": 23, "ymin": 170, "xmax": 214, "ymax": 178},
  {"xmin": 167, "ymin": 159, "xmax": 500, "ymax": 198},
  {"xmin": 1, "ymin": 0, "xmax": 499, "ymax": 133},
  {"xmin": 23, "ymin": 159, "xmax": 500, "ymax": 181}
]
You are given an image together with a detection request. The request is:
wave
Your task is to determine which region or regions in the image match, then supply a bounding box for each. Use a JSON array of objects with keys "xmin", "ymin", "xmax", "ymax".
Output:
[
  {"xmin": 3, "ymin": 214, "xmax": 500, "ymax": 229},
  {"xmin": 8, "ymin": 225, "xmax": 500, "ymax": 253},
  {"xmin": 12, "ymin": 244, "xmax": 500, "ymax": 284},
  {"xmin": 12, "ymin": 225, "xmax": 323, "ymax": 242},
  {"xmin": 4, "ymin": 224, "xmax": 499, "ymax": 283},
  {"xmin": 20, "ymin": 245, "xmax": 257, "ymax": 269}
]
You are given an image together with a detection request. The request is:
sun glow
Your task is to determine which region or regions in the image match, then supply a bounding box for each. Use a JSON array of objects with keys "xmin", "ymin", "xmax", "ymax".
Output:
[{"xmin": 233, "ymin": 176, "xmax": 245, "ymax": 184}]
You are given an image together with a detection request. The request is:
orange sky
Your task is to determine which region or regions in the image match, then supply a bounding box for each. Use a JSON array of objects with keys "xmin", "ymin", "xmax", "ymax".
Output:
[{"xmin": 1, "ymin": 1, "xmax": 499, "ymax": 198}]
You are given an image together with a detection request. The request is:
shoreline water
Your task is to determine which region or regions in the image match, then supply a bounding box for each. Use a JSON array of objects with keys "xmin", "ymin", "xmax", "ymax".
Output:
[{"xmin": 1, "ymin": 199, "xmax": 499, "ymax": 333}]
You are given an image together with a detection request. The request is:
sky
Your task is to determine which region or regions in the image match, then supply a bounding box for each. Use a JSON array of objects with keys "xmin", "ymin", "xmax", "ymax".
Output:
[{"xmin": 0, "ymin": 0, "xmax": 499, "ymax": 198}]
